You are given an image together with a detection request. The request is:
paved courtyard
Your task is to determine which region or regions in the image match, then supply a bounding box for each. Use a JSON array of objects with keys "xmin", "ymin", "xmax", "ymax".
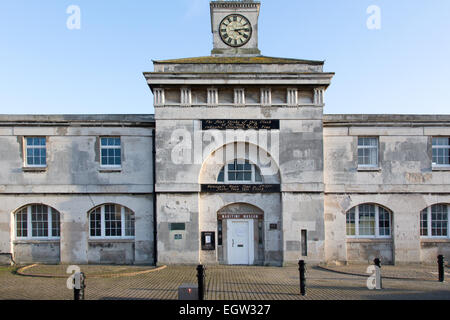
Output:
[{"xmin": 0, "ymin": 264, "xmax": 449, "ymax": 300}]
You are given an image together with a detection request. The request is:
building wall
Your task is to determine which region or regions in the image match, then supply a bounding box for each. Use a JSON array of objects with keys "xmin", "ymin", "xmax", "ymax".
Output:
[
  {"xmin": 323, "ymin": 117, "xmax": 450, "ymax": 265},
  {"xmin": 0, "ymin": 116, "xmax": 155, "ymax": 265}
]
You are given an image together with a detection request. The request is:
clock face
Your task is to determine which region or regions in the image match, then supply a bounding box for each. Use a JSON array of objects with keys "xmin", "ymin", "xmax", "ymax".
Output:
[{"xmin": 219, "ymin": 14, "xmax": 252, "ymax": 47}]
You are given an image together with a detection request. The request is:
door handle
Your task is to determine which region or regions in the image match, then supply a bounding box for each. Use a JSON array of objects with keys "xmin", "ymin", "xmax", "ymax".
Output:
[{"xmin": 232, "ymin": 239, "xmax": 234, "ymax": 247}]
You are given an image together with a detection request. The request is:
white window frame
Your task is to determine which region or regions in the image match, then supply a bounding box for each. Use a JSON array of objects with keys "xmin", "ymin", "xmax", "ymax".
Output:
[
  {"xmin": 15, "ymin": 205, "xmax": 60, "ymax": 240},
  {"xmin": 89, "ymin": 205, "xmax": 135, "ymax": 240},
  {"xmin": 420, "ymin": 205, "xmax": 449, "ymax": 239},
  {"xmin": 100, "ymin": 137, "xmax": 122, "ymax": 169},
  {"xmin": 346, "ymin": 204, "xmax": 392, "ymax": 239},
  {"xmin": 24, "ymin": 137, "xmax": 47, "ymax": 168},
  {"xmin": 217, "ymin": 159, "xmax": 263, "ymax": 184},
  {"xmin": 357, "ymin": 137, "xmax": 379, "ymax": 168},
  {"xmin": 432, "ymin": 137, "xmax": 450, "ymax": 168}
]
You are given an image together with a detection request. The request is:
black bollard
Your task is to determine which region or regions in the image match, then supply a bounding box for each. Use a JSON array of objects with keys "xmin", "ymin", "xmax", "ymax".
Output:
[
  {"xmin": 197, "ymin": 265, "xmax": 205, "ymax": 301},
  {"xmin": 74, "ymin": 272, "xmax": 86, "ymax": 301},
  {"xmin": 298, "ymin": 260, "xmax": 306, "ymax": 296},
  {"xmin": 438, "ymin": 255, "xmax": 445, "ymax": 282},
  {"xmin": 373, "ymin": 258, "xmax": 382, "ymax": 289}
]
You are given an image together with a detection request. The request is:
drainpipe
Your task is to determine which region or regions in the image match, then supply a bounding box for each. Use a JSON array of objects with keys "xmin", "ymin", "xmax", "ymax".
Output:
[{"xmin": 152, "ymin": 129, "xmax": 158, "ymax": 266}]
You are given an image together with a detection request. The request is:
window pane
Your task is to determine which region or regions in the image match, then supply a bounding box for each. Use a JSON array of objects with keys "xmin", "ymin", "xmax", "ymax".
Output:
[
  {"xmin": 100, "ymin": 138, "xmax": 121, "ymax": 166},
  {"xmin": 217, "ymin": 168, "xmax": 225, "ymax": 182},
  {"xmin": 346, "ymin": 208, "xmax": 356, "ymax": 236},
  {"xmin": 90, "ymin": 208, "xmax": 102, "ymax": 237},
  {"xmin": 358, "ymin": 138, "xmax": 378, "ymax": 166},
  {"xmin": 358, "ymin": 204, "xmax": 376, "ymax": 236},
  {"xmin": 31, "ymin": 205, "xmax": 48, "ymax": 237},
  {"xmin": 431, "ymin": 204, "xmax": 448, "ymax": 237},
  {"xmin": 51, "ymin": 209, "xmax": 60, "ymax": 237},
  {"xmin": 420, "ymin": 209, "xmax": 428, "ymax": 236},
  {"xmin": 378, "ymin": 207, "xmax": 391, "ymax": 236},
  {"xmin": 125, "ymin": 208, "xmax": 135, "ymax": 237},
  {"xmin": 105, "ymin": 205, "xmax": 121, "ymax": 237},
  {"xmin": 16, "ymin": 208, "xmax": 28, "ymax": 238}
]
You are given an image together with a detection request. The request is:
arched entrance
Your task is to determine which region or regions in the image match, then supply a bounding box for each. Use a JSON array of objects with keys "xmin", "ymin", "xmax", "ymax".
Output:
[{"xmin": 217, "ymin": 203, "xmax": 264, "ymax": 265}]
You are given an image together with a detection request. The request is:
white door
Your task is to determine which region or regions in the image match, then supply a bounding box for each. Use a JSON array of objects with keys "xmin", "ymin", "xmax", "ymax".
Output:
[{"xmin": 227, "ymin": 219, "xmax": 254, "ymax": 265}]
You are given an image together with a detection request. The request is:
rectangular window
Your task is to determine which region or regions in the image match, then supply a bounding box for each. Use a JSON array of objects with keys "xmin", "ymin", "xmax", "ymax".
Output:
[
  {"xmin": 25, "ymin": 137, "xmax": 47, "ymax": 167},
  {"xmin": 100, "ymin": 137, "xmax": 121, "ymax": 167},
  {"xmin": 358, "ymin": 204, "xmax": 376, "ymax": 236},
  {"xmin": 432, "ymin": 137, "xmax": 450, "ymax": 166},
  {"xmin": 358, "ymin": 137, "xmax": 379, "ymax": 167}
]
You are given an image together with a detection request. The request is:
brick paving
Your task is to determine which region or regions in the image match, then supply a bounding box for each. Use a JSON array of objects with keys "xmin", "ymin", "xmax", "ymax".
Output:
[{"xmin": 0, "ymin": 265, "xmax": 449, "ymax": 300}]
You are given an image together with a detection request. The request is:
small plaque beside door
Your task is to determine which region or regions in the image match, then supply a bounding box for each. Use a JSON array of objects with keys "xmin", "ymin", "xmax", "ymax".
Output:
[{"xmin": 201, "ymin": 232, "xmax": 215, "ymax": 251}]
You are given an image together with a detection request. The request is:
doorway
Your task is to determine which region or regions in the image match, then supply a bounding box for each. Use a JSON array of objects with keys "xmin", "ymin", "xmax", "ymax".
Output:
[{"xmin": 227, "ymin": 219, "xmax": 254, "ymax": 265}]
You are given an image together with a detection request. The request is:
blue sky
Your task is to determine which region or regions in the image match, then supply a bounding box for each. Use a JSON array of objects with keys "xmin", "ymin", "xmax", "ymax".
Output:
[{"xmin": 0, "ymin": 0, "xmax": 449, "ymax": 115}]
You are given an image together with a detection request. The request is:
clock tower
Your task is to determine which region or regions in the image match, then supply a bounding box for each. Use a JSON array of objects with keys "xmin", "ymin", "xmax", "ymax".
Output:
[
  {"xmin": 210, "ymin": 0, "xmax": 261, "ymax": 56},
  {"xmin": 144, "ymin": 0, "xmax": 334, "ymax": 267}
]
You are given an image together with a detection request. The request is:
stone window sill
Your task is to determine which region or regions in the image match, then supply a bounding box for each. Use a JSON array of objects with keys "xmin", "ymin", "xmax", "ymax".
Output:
[
  {"xmin": 420, "ymin": 238, "xmax": 450, "ymax": 243},
  {"xmin": 22, "ymin": 167, "xmax": 47, "ymax": 173},
  {"xmin": 357, "ymin": 167, "xmax": 381, "ymax": 172},
  {"xmin": 99, "ymin": 168, "xmax": 122, "ymax": 173},
  {"xmin": 88, "ymin": 238, "xmax": 134, "ymax": 244},
  {"xmin": 13, "ymin": 240, "xmax": 60, "ymax": 245},
  {"xmin": 432, "ymin": 166, "xmax": 450, "ymax": 171},
  {"xmin": 346, "ymin": 238, "xmax": 392, "ymax": 243}
]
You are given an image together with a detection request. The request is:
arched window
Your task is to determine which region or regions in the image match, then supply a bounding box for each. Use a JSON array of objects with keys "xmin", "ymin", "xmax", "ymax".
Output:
[
  {"xmin": 15, "ymin": 204, "xmax": 60, "ymax": 239},
  {"xmin": 89, "ymin": 204, "xmax": 135, "ymax": 239},
  {"xmin": 421, "ymin": 204, "xmax": 449, "ymax": 238},
  {"xmin": 346, "ymin": 204, "xmax": 391, "ymax": 238},
  {"xmin": 217, "ymin": 159, "xmax": 263, "ymax": 184}
]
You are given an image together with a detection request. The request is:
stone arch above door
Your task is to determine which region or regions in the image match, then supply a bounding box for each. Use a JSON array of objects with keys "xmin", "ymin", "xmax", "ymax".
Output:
[{"xmin": 199, "ymin": 142, "xmax": 281, "ymax": 184}]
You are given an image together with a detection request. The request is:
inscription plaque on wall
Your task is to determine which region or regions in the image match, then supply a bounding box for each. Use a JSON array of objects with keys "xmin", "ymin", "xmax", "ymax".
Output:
[
  {"xmin": 201, "ymin": 119, "xmax": 280, "ymax": 131},
  {"xmin": 201, "ymin": 184, "xmax": 280, "ymax": 193},
  {"xmin": 218, "ymin": 214, "xmax": 263, "ymax": 220}
]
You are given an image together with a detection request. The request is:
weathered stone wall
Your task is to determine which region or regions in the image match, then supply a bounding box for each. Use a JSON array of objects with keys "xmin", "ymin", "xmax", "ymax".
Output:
[
  {"xmin": 0, "ymin": 194, "xmax": 154, "ymax": 265},
  {"xmin": 0, "ymin": 116, "xmax": 155, "ymax": 265},
  {"xmin": 323, "ymin": 116, "xmax": 450, "ymax": 265}
]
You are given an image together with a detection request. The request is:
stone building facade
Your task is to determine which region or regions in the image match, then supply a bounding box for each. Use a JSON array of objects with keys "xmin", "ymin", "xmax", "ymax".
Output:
[{"xmin": 0, "ymin": 1, "xmax": 449, "ymax": 266}]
